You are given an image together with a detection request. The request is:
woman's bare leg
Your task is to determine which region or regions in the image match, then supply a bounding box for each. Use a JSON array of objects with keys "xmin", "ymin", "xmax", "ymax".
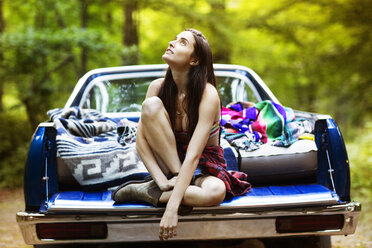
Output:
[
  {"xmin": 136, "ymin": 96, "xmax": 182, "ymax": 182},
  {"xmin": 136, "ymin": 124, "xmax": 170, "ymax": 190},
  {"xmin": 159, "ymin": 176, "xmax": 226, "ymax": 207},
  {"xmin": 136, "ymin": 97, "xmax": 226, "ymax": 206}
]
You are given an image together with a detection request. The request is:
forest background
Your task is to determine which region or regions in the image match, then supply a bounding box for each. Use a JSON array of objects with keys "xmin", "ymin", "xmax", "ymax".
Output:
[{"xmin": 0, "ymin": 0, "xmax": 371, "ymax": 216}]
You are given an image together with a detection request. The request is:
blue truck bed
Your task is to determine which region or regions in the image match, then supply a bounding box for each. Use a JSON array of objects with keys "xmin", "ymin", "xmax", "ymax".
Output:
[{"xmin": 43, "ymin": 184, "xmax": 339, "ymax": 213}]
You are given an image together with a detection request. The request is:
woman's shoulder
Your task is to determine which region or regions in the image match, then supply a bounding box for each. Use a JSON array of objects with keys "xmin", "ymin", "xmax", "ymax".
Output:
[
  {"xmin": 146, "ymin": 78, "xmax": 164, "ymax": 97},
  {"xmin": 204, "ymin": 82, "xmax": 219, "ymax": 98},
  {"xmin": 201, "ymin": 83, "xmax": 220, "ymax": 106},
  {"xmin": 150, "ymin": 78, "xmax": 164, "ymax": 89}
]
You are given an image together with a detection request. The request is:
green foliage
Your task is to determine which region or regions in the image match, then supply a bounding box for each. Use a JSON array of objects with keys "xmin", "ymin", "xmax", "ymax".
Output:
[
  {"xmin": 0, "ymin": 26, "xmax": 123, "ymax": 127},
  {"xmin": 347, "ymin": 122, "xmax": 372, "ymax": 201},
  {"xmin": 122, "ymin": 45, "xmax": 140, "ymax": 65},
  {"xmin": 0, "ymin": 112, "xmax": 32, "ymax": 188}
]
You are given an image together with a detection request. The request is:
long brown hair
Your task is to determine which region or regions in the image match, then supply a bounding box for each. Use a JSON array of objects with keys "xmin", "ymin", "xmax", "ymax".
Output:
[{"xmin": 158, "ymin": 28, "xmax": 217, "ymax": 140}]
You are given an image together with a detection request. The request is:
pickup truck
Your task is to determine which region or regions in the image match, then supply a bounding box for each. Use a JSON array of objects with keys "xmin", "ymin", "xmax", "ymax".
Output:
[{"xmin": 17, "ymin": 64, "xmax": 361, "ymax": 247}]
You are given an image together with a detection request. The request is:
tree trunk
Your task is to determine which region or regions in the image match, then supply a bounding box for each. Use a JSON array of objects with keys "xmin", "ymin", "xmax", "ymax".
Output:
[
  {"xmin": 80, "ymin": 0, "xmax": 88, "ymax": 76},
  {"xmin": 22, "ymin": 97, "xmax": 38, "ymax": 130},
  {"xmin": 122, "ymin": 0, "xmax": 139, "ymax": 65},
  {"xmin": 208, "ymin": 0, "xmax": 230, "ymax": 63},
  {"xmin": 0, "ymin": 0, "xmax": 5, "ymax": 112},
  {"xmin": 123, "ymin": 0, "xmax": 139, "ymax": 46}
]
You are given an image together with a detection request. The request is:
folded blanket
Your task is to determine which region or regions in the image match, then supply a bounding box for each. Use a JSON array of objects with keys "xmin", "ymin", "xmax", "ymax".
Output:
[{"xmin": 48, "ymin": 107, "xmax": 149, "ymax": 190}]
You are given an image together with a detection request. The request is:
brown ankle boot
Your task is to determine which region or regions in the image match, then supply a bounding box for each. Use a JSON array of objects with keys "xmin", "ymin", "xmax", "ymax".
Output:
[{"xmin": 113, "ymin": 180, "xmax": 162, "ymax": 207}]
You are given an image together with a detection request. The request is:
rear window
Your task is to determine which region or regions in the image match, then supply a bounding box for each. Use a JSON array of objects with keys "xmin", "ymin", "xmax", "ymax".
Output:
[{"xmin": 81, "ymin": 74, "xmax": 260, "ymax": 113}]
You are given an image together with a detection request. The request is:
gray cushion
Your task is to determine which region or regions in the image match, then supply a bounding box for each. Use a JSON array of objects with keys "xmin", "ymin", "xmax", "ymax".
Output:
[{"xmin": 238, "ymin": 140, "xmax": 318, "ymax": 184}]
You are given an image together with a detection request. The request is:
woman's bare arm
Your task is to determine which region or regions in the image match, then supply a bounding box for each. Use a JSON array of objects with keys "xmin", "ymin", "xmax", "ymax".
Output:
[{"xmin": 159, "ymin": 84, "xmax": 220, "ymax": 237}]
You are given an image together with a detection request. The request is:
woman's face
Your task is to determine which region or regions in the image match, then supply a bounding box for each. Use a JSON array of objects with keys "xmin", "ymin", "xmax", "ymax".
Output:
[{"xmin": 162, "ymin": 31, "xmax": 197, "ymax": 68}]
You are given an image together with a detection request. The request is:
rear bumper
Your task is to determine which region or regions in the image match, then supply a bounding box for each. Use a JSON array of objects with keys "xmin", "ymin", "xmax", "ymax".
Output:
[{"xmin": 17, "ymin": 201, "xmax": 361, "ymax": 245}]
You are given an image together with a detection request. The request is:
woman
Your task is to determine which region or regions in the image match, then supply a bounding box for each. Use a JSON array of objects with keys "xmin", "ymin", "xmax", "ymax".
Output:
[{"xmin": 113, "ymin": 28, "xmax": 251, "ymax": 240}]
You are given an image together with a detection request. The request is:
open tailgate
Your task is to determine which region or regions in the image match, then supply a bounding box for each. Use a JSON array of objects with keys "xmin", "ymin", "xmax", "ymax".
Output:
[{"xmin": 43, "ymin": 184, "xmax": 340, "ymax": 213}]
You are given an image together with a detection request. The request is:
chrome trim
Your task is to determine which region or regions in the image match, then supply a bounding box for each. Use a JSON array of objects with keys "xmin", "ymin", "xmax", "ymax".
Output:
[
  {"xmin": 17, "ymin": 202, "xmax": 360, "ymax": 245},
  {"xmin": 38, "ymin": 122, "xmax": 56, "ymax": 128}
]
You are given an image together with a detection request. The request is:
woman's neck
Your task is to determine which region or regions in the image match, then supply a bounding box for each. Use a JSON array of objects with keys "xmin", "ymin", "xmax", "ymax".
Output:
[{"xmin": 170, "ymin": 67, "xmax": 189, "ymax": 94}]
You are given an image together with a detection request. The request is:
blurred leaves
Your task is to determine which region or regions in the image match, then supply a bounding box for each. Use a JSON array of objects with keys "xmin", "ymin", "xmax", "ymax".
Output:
[
  {"xmin": 1, "ymin": 26, "xmax": 122, "ymax": 127},
  {"xmin": 0, "ymin": 112, "xmax": 31, "ymax": 188},
  {"xmin": 348, "ymin": 122, "xmax": 372, "ymax": 200}
]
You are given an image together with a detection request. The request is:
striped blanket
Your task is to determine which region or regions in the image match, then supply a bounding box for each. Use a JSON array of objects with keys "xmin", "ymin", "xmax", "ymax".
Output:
[{"xmin": 47, "ymin": 107, "xmax": 149, "ymax": 190}]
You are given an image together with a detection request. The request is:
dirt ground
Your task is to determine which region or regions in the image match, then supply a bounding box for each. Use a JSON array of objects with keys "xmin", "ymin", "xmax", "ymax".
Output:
[
  {"xmin": 1, "ymin": 188, "xmax": 371, "ymax": 248},
  {"xmin": 0, "ymin": 189, "xmax": 30, "ymax": 248},
  {"xmin": 332, "ymin": 199, "xmax": 372, "ymax": 248}
]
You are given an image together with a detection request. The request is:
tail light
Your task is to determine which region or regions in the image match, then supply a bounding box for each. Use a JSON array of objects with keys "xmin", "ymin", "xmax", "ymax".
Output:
[
  {"xmin": 276, "ymin": 215, "xmax": 344, "ymax": 233},
  {"xmin": 36, "ymin": 222, "xmax": 107, "ymax": 240}
]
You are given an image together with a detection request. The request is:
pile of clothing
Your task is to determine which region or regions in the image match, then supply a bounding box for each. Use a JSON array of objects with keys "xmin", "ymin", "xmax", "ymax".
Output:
[{"xmin": 221, "ymin": 100, "xmax": 312, "ymax": 152}]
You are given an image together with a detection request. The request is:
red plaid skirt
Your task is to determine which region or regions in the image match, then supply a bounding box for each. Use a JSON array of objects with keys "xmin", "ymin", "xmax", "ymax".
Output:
[{"xmin": 176, "ymin": 132, "xmax": 251, "ymax": 199}]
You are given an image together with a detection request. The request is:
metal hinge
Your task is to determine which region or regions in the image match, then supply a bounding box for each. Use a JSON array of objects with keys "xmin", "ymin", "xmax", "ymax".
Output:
[
  {"xmin": 43, "ymin": 140, "xmax": 52, "ymax": 208},
  {"xmin": 322, "ymin": 133, "xmax": 337, "ymax": 194}
]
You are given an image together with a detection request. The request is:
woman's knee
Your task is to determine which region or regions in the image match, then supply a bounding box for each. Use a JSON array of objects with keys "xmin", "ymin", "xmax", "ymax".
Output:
[
  {"xmin": 202, "ymin": 177, "xmax": 226, "ymax": 205},
  {"xmin": 141, "ymin": 96, "xmax": 164, "ymax": 120}
]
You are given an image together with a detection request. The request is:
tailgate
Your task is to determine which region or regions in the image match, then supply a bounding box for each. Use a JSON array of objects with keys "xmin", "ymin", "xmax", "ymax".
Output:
[
  {"xmin": 19, "ymin": 184, "xmax": 361, "ymax": 244},
  {"xmin": 43, "ymin": 184, "xmax": 340, "ymax": 214}
]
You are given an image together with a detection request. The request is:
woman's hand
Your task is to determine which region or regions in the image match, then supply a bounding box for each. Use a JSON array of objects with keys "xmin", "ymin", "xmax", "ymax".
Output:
[
  {"xmin": 159, "ymin": 208, "xmax": 178, "ymax": 240},
  {"xmin": 158, "ymin": 176, "xmax": 178, "ymax": 192}
]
